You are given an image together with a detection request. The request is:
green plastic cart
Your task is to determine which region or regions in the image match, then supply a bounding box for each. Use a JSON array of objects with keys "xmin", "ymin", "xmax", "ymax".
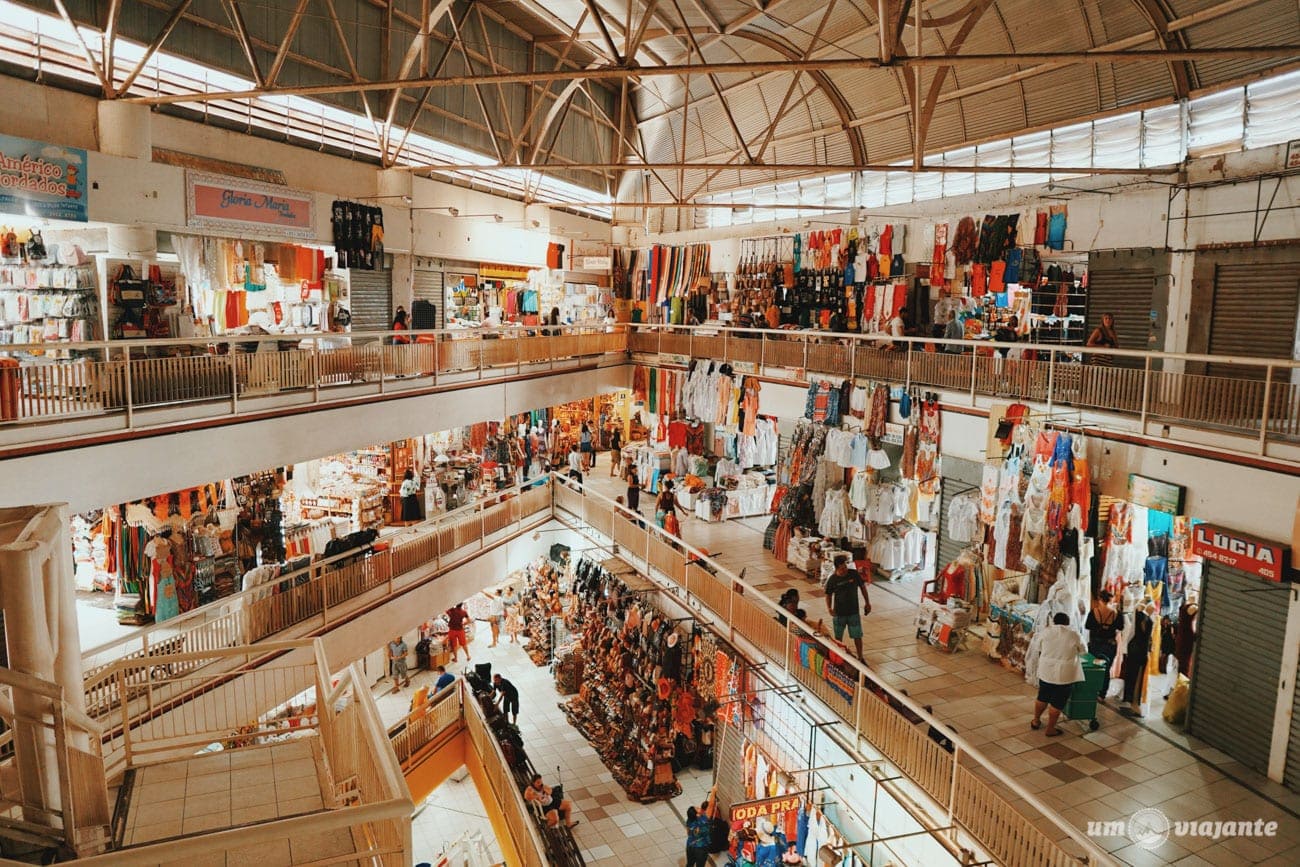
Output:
[{"xmin": 1066, "ymin": 653, "xmax": 1107, "ymax": 731}]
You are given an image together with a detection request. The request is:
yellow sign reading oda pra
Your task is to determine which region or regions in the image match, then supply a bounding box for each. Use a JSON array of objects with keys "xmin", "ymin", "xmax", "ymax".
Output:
[{"xmin": 729, "ymin": 794, "xmax": 802, "ymax": 823}]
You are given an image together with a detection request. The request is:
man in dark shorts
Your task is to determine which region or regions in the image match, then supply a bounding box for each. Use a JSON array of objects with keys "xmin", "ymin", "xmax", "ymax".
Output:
[
  {"xmin": 1029, "ymin": 612, "xmax": 1086, "ymax": 737},
  {"xmin": 493, "ymin": 673, "xmax": 520, "ymax": 724},
  {"xmin": 823, "ymin": 555, "xmax": 871, "ymax": 660}
]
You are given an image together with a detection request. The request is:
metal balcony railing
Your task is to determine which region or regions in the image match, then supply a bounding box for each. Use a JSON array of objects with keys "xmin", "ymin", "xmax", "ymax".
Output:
[
  {"xmin": 0, "ymin": 326, "xmax": 627, "ymax": 450},
  {"xmin": 628, "ymin": 323, "xmax": 1300, "ymax": 455}
]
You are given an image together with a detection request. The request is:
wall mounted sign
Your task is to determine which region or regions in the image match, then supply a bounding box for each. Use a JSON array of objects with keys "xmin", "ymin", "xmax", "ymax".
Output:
[
  {"xmin": 186, "ymin": 171, "xmax": 315, "ymax": 240},
  {"xmin": 1128, "ymin": 474, "xmax": 1185, "ymax": 515},
  {"xmin": 0, "ymin": 134, "xmax": 87, "ymax": 222},
  {"xmin": 1286, "ymin": 139, "xmax": 1300, "ymax": 170},
  {"xmin": 1192, "ymin": 523, "xmax": 1290, "ymax": 582},
  {"xmin": 730, "ymin": 794, "xmax": 804, "ymax": 824}
]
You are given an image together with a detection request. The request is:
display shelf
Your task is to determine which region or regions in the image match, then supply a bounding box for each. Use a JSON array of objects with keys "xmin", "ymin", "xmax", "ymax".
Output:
[{"xmin": 0, "ymin": 262, "xmax": 101, "ymax": 355}]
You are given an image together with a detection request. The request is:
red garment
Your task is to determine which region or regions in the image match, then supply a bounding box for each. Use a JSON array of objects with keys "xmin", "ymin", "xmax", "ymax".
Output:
[
  {"xmin": 1034, "ymin": 211, "xmax": 1048, "ymax": 246},
  {"xmin": 684, "ymin": 423, "xmax": 706, "ymax": 455},
  {"xmin": 970, "ymin": 264, "xmax": 987, "ymax": 297},
  {"xmin": 879, "ymin": 224, "xmax": 893, "ymax": 259},
  {"xmin": 930, "ymin": 223, "xmax": 948, "ymax": 284},
  {"xmin": 446, "ymin": 606, "xmax": 469, "ymax": 630},
  {"xmin": 667, "ymin": 420, "xmax": 687, "ymax": 448},
  {"xmin": 989, "ymin": 260, "xmax": 1007, "ymax": 294}
]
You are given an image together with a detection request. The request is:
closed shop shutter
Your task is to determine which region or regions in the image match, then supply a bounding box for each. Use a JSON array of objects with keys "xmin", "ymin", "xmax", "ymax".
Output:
[
  {"xmin": 1186, "ymin": 563, "xmax": 1289, "ymax": 775},
  {"xmin": 713, "ymin": 719, "xmax": 744, "ymax": 818},
  {"xmin": 1287, "ymin": 653, "xmax": 1300, "ymax": 790},
  {"xmin": 1085, "ymin": 261, "xmax": 1156, "ymax": 368},
  {"xmin": 348, "ymin": 269, "xmax": 392, "ymax": 338},
  {"xmin": 412, "ymin": 269, "xmax": 443, "ymax": 329},
  {"xmin": 937, "ymin": 456, "xmax": 985, "ymax": 571},
  {"xmin": 1207, "ymin": 263, "xmax": 1299, "ymax": 379}
]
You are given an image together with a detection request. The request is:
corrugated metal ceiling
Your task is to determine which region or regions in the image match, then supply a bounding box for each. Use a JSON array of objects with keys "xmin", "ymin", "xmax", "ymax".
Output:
[{"xmin": 16, "ymin": 0, "xmax": 1300, "ymax": 202}]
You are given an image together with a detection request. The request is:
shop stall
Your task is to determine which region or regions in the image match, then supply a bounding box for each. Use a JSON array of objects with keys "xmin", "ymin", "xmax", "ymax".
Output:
[{"xmin": 558, "ymin": 556, "xmax": 742, "ymax": 802}]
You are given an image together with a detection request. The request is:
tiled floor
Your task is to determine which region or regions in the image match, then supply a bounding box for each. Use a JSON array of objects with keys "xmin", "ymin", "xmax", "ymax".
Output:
[
  {"xmin": 122, "ymin": 739, "xmax": 360, "ymax": 865},
  {"xmin": 373, "ymin": 599, "xmax": 717, "ymax": 866},
  {"xmin": 576, "ymin": 467, "xmax": 1300, "ymax": 866}
]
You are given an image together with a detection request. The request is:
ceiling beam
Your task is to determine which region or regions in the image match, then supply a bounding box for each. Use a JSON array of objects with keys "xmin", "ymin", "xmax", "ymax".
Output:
[
  {"xmin": 50, "ymin": 0, "xmax": 107, "ymax": 91},
  {"xmin": 220, "ymin": 0, "xmax": 264, "ymax": 87},
  {"xmin": 115, "ymin": 0, "xmax": 196, "ymax": 96},
  {"xmin": 264, "ymin": 0, "xmax": 311, "ymax": 88},
  {"xmin": 582, "ymin": 0, "xmax": 624, "ymax": 65},
  {"xmin": 101, "ymin": 0, "xmax": 121, "ymax": 93},
  {"xmin": 667, "ymin": 0, "xmax": 756, "ymax": 164},
  {"xmin": 402, "ymin": 160, "xmax": 1172, "ymax": 174},
  {"xmin": 124, "ymin": 46, "xmax": 1300, "ymax": 105},
  {"xmin": 382, "ymin": 0, "xmax": 456, "ymax": 135}
]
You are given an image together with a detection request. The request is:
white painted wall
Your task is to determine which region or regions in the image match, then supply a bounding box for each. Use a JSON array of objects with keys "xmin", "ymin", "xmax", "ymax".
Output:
[
  {"xmin": 0, "ymin": 75, "xmax": 611, "ymax": 260},
  {"xmin": 1, "ymin": 366, "xmax": 630, "ymax": 513}
]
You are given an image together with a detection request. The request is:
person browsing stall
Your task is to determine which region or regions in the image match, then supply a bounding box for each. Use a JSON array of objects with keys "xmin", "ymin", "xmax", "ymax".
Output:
[
  {"xmin": 824, "ymin": 555, "xmax": 871, "ymax": 660},
  {"xmin": 1028, "ymin": 612, "xmax": 1086, "ymax": 737},
  {"xmin": 1085, "ymin": 590, "xmax": 1123, "ymax": 703},
  {"xmin": 433, "ymin": 665, "xmax": 455, "ymax": 693},
  {"xmin": 492, "ymin": 673, "xmax": 520, "ymax": 725},
  {"xmin": 685, "ymin": 785, "xmax": 719, "ymax": 867}
]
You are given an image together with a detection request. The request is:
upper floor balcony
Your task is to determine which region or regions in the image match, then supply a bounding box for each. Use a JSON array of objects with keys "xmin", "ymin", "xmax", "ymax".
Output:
[{"xmin": 3, "ymin": 322, "xmax": 1298, "ymax": 468}]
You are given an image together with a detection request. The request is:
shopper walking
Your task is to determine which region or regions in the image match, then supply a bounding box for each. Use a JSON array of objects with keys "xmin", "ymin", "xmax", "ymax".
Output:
[
  {"xmin": 502, "ymin": 586, "xmax": 522, "ymax": 643},
  {"xmin": 1028, "ymin": 612, "xmax": 1086, "ymax": 737},
  {"xmin": 566, "ymin": 446, "xmax": 584, "ymax": 486},
  {"xmin": 387, "ymin": 635, "xmax": 411, "ymax": 690},
  {"xmin": 655, "ymin": 480, "xmax": 681, "ymax": 529},
  {"xmin": 483, "ymin": 589, "xmax": 505, "ymax": 648},
  {"xmin": 492, "ymin": 673, "xmax": 520, "ymax": 724},
  {"xmin": 824, "ymin": 555, "xmax": 871, "ymax": 660},
  {"xmin": 579, "ymin": 422, "xmax": 594, "ymax": 471},
  {"xmin": 399, "ymin": 469, "xmax": 422, "ymax": 522},
  {"xmin": 608, "ymin": 425, "xmax": 623, "ymax": 475},
  {"xmin": 1085, "ymin": 590, "xmax": 1123, "ymax": 702},
  {"xmin": 445, "ymin": 602, "xmax": 471, "ymax": 662},
  {"xmin": 625, "ymin": 465, "xmax": 641, "ymax": 513},
  {"xmin": 390, "ymin": 307, "xmax": 410, "ymax": 344}
]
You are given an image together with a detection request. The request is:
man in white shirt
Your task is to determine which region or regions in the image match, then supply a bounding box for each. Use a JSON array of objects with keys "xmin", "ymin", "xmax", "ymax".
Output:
[{"xmin": 1028, "ymin": 612, "xmax": 1086, "ymax": 737}]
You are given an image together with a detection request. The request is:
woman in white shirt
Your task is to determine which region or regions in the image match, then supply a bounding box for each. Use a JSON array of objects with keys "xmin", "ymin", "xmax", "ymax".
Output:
[
  {"xmin": 1028, "ymin": 612, "xmax": 1086, "ymax": 736},
  {"xmin": 399, "ymin": 470, "xmax": 421, "ymax": 522}
]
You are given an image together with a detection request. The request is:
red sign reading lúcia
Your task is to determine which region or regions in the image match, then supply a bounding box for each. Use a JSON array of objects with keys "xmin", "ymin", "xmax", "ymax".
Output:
[
  {"xmin": 1191, "ymin": 523, "xmax": 1290, "ymax": 582},
  {"xmin": 729, "ymin": 794, "xmax": 802, "ymax": 824}
]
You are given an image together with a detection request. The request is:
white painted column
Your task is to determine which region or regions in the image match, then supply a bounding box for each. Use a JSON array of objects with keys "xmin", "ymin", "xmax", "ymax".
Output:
[
  {"xmin": 1163, "ymin": 251, "xmax": 1195, "ymax": 374},
  {"xmin": 1267, "ymin": 581, "xmax": 1300, "ymax": 783}
]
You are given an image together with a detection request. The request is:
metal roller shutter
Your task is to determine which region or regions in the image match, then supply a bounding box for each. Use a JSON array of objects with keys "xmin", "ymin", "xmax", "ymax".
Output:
[
  {"xmin": 1186, "ymin": 563, "xmax": 1289, "ymax": 775},
  {"xmin": 937, "ymin": 457, "xmax": 985, "ymax": 571},
  {"xmin": 348, "ymin": 269, "xmax": 392, "ymax": 338},
  {"xmin": 1207, "ymin": 264, "xmax": 1299, "ymax": 380},
  {"xmin": 1085, "ymin": 261, "xmax": 1156, "ymax": 368},
  {"xmin": 413, "ymin": 269, "xmax": 443, "ymax": 329},
  {"xmin": 1287, "ymin": 653, "xmax": 1300, "ymax": 790},
  {"xmin": 713, "ymin": 718, "xmax": 744, "ymax": 818}
]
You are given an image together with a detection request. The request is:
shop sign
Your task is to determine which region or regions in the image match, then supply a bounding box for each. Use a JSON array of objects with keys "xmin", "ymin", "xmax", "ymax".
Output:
[
  {"xmin": 882, "ymin": 422, "xmax": 904, "ymax": 446},
  {"xmin": 1286, "ymin": 139, "xmax": 1300, "ymax": 170},
  {"xmin": 730, "ymin": 794, "xmax": 802, "ymax": 824},
  {"xmin": 731, "ymin": 361, "xmax": 756, "ymax": 374},
  {"xmin": 580, "ymin": 256, "xmax": 611, "ymax": 271},
  {"xmin": 1192, "ymin": 523, "xmax": 1290, "ymax": 582},
  {"xmin": 480, "ymin": 262, "xmax": 531, "ymax": 280},
  {"xmin": 186, "ymin": 171, "xmax": 315, "ymax": 239},
  {"xmin": 0, "ymin": 134, "xmax": 87, "ymax": 222},
  {"xmin": 1127, "ymin": 474, "xmax": 1185, "ymax": 515}
]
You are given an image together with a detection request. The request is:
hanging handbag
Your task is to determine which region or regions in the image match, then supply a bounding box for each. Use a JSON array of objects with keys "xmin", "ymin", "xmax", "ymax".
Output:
[
  {"xmin": 25, "ymin": 229, "xmax": 46, "ymax": 261},
  {"xmin": 110, "ymin": 264, "xmax": 147, "ymax": 307}
]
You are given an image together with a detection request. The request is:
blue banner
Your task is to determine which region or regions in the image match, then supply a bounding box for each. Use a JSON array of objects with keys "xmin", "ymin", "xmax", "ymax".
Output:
[{"xmin": 0, "ymin": 134, "xmax": 88, "ymax": 223}]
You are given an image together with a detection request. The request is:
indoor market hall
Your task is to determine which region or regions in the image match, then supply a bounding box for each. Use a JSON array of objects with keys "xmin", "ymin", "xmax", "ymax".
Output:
[{"xmin": 2, "ymin": 1, "xmax": 1300, "ymax": 865}]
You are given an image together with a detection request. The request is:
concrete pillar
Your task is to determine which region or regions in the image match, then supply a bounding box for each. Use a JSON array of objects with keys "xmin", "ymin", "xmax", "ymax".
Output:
[
  {"xmin": 376, "ymin": 168, "xmax": 413, "ymax": 203},
  {"xmin": 1163, "ymin": 251, "xmax": 1195, "ymax": 373},
  {"xmin": 0, "ymin": 504, "xmax": 87, "ymax": 826},
  {"xmin": 97, "ymin": 101, "xmax": 152, "ymax": 161}
]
